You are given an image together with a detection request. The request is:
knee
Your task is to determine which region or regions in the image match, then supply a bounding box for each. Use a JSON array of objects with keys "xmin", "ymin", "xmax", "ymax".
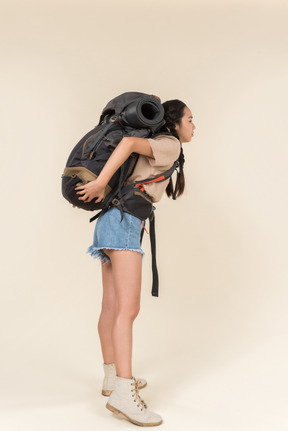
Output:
[
  {"xmin": 130, "ymin": 304, "xmax": 140, "ymax": 321},
  {"xmin": 117, "ymin": 303, "xmax": 140, "ymax": 322},
  {"xmin": 101, "ymin": 296, "xmax": 117, "ymax": 317}
]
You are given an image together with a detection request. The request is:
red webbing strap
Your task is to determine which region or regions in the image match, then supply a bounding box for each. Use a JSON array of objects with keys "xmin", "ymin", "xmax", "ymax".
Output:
[
  {"xmin": 134, "ymin": 160, "xmax": 178, "ymax": 190},
  {"xmin": 135, "ymin": 175, "xmax": 165, "ymax": 187}
]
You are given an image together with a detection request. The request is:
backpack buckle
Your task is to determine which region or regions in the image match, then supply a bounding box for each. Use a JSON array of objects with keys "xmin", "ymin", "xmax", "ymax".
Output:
[
  {"xmin": 112, "ymin": 198, "xmax": 120, "ymax": 206},
  {"xmin": 110, "ymin": 115, "xmax": 118, "ymax": 123}
]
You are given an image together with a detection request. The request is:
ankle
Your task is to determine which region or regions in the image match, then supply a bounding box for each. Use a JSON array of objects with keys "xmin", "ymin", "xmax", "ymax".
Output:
[{"xmin": 116, "ymin": 374, "xmax": 133, "ymax": 380}]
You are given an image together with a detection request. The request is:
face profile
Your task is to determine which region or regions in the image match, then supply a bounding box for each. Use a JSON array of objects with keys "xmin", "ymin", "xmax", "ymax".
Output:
[{"xmin": 175, "ymin": 106, "xmax": 196, "ymax": 144}]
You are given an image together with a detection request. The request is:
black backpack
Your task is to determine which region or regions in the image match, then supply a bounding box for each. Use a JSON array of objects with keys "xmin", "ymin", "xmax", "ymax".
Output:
[{"xmin": 62, "ymin": 92, "xmax": 181, "ymax": 296}]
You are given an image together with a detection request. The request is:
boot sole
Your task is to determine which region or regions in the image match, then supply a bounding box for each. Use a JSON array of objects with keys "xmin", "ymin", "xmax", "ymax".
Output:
[
  {"xmin": 102, "ymin": 382, "xmax": 147, "ymax": 397},
  {"xmin": 102, "ymin": 389, "xmax": 112, "ymax": 396},
  {"xmin": 106, "ymin": 402, "xmax": 163, "ymax": 427}
]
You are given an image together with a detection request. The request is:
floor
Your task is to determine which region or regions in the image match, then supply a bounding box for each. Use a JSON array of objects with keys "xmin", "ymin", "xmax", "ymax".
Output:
[{"xmin": 0, "ymin": 329, "xmax": 287, "ymax": 431}]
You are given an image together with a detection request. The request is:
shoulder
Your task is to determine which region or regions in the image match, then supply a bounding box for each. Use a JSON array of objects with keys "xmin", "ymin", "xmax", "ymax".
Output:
[
  {"xmin": 148, "ymin": 134, "xmax": 180, "ymax": 149},
  {"xmin": 151, "ymin": 133, "xmax": 180, "ymax": 143},
  {"xmin": 148, "ymin": 134, "xmax": 180, "ymax": 152},
  {"xmin": 146, "ymin": 134, "xmax": 181, "ymax": 167}
]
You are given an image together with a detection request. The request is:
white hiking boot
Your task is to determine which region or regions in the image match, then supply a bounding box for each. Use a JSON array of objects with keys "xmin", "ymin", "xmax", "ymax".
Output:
[
  {"xmin": 102, "ymin": 363, "xmax": 147, "ymax": 396},
  {"xmin": 106, "ymin": 376, "xmax": 163, "ymax": 427}
]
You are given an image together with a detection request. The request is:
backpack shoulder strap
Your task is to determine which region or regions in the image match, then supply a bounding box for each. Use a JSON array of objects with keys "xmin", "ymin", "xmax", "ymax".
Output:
[{"xmin": 133, "ymin": 160, "xmax": 179, "ymax": 188}]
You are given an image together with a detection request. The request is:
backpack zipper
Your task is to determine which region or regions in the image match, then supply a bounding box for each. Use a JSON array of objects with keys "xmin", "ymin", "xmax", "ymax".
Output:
[{"xmin": 81, "ymin": 128, "xmax": 103, "ymax": 158}]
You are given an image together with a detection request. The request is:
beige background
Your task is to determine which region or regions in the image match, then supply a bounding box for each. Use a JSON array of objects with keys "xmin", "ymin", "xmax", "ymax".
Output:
[{"xmin": 1, "ymin": 0, "xmax": 288, "ymax": 429}]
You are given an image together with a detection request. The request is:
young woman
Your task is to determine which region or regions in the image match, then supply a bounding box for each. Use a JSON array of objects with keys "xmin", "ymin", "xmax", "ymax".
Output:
[{"xmin": 75, "ymin": 100, "xmax": 196, "ymax": 427}]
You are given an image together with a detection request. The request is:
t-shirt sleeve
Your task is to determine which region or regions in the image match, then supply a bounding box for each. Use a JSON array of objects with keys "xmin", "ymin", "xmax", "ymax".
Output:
[{"xmin": 146, "ymin": 135, "xmax": 181, "ymax": 167}]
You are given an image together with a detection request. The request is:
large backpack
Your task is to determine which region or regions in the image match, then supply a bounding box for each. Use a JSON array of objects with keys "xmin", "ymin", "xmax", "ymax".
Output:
[
  {"xmin": 62, "ymin": 92, "xmax": 168, "ymax": 211},
  {"xmin": 61, "ymin": 92, "xmax": 181, "ymax": 296}
]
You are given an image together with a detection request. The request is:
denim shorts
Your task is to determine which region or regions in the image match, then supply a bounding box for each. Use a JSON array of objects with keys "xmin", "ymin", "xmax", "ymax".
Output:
[{"xmin": 87, "ymin": 207, "xmax": 144, "ymax": 263}]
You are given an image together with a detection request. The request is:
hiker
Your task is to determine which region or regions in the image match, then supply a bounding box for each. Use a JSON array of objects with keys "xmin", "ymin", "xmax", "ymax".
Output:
[{"xmin": 75, "ymin": 99, "xmax": 196, "ymax": 427}]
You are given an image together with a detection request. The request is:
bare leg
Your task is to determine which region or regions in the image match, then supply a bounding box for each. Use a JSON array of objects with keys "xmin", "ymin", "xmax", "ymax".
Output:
[
  {"xmin": 98, "ymin": 261, "xmax": 117, "ymax": 364},
  {"xmin": 104, "ymin": 249, "xmax": 142, "ymax": 379}
]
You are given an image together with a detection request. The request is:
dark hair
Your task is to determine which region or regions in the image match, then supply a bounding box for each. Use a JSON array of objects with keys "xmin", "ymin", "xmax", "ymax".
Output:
[{"xmin": 161, "ymin": 99, "xmax": 186, "ymax": 199}]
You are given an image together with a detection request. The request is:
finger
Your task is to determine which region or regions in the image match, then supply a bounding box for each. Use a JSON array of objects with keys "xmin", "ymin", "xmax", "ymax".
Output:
[
  {"xmin": 80, "ymin": 194, "xmax": 93, "ymax": 203},
  {"xmin": 76, "ymin": 190, "xmax": 86, "ymax": 195}
]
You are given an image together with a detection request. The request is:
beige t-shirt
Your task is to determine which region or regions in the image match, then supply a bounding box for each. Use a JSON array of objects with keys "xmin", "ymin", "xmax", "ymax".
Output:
[{"xmin": 125, "ymin": 134, "xmax": 181, "ymax": 202}]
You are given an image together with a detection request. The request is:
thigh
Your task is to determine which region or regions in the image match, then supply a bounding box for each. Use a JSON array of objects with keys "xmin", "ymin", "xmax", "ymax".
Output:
[
  {"xmin": 101, "ymin": 261, "xmax": 116, "ymax": 310},
  {"xmin": 103, "ymin": 249, "xmax": 142, "ymax": 311}
]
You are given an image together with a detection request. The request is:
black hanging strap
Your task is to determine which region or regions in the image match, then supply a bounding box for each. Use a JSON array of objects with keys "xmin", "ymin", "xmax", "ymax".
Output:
[
  {"xmin": 89, "ymin": 208, "xmax": 105, "ymax": 223},
  {"xmin": 149, "ymin": 211, "xmax": 159, "ymax": 297}
]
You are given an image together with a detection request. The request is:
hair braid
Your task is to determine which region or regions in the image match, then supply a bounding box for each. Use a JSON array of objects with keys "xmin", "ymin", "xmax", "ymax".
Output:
[{"xmin": 161, "ymin": 100, "xmax": 186, "ymax": 199}]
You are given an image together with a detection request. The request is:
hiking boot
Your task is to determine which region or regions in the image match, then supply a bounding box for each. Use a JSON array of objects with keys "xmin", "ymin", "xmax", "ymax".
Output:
[
  {"xmin": 102, "ymin": 363, "xmax": 147, "ymax": 396},
  {"xmin": 106, "ymin": 376, "xmax": 162, "ymax": 426}
]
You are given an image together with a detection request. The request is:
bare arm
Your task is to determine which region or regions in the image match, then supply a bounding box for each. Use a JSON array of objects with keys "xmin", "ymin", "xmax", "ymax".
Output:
[{"xmin": 75, "ymin": 137, "xmax": 153, "ymax": 203}]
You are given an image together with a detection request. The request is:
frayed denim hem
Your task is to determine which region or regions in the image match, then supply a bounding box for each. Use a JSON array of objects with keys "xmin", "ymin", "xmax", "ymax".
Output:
[
  {"xmin": 87, "ymin": 245, "xmax": 111, "ymax": 263},
  {"xmin": 87, "ymin": 245, "xmax": 144, "ymax": 264}
]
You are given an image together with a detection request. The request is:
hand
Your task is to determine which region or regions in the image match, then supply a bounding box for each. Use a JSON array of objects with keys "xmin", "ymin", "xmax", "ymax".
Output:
[{"xmin": 75, "ymin": 179, "xmax": 106, "ymax": 203}]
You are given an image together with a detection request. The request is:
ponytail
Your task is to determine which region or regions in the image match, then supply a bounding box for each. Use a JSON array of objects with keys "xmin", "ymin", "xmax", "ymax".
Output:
[
  {"xmin": 165, "ymin": 147, "xmax": 185, "ymax": 199},
  {"xmin": 161, "ymin": 99, "xmax": 186, "ymax": 199}
]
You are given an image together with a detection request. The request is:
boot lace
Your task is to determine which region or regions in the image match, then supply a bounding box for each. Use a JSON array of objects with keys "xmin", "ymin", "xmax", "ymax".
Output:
[{"xmin": 131, "ymin": 379, "xmax": 147, "ymax": 411}]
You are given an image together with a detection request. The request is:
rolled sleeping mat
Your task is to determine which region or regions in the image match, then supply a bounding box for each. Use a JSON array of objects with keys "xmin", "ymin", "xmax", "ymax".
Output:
[{"xmin": 120, "ymin": 95, "xmax": 165, "ymax": 129}]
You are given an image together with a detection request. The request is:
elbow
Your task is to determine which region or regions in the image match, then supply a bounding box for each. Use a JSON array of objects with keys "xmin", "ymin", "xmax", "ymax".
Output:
[
  {"xmin": 120, "ymin": 136, "xmax": 153, "ymax": 158},
  {"xmin": 121, "ymin": 137, "xmax": 135, "ymax": 155}
]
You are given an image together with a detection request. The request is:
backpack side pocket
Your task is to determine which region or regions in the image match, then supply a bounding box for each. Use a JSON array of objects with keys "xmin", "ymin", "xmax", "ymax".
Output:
[{"xmin": 113, "ymin": 188, "xmax": 153, "ymax": 221}]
